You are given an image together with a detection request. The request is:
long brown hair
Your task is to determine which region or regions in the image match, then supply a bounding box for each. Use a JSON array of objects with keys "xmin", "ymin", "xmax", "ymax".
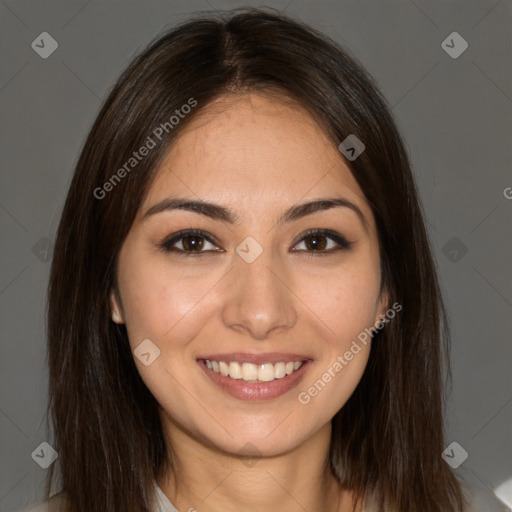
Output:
[{"xmin": 45, "ymin": 7, "xmax": 467, "ymax": 511}]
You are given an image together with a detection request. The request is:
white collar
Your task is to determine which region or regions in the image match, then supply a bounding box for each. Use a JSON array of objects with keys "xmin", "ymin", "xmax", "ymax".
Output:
[
  {"xmin": 154, "ymin": 480, "xmax": 370, "ymax": 511},
  {"xmin": 153, "ymin": 481, "xmax": 179, "ymax": 512}
]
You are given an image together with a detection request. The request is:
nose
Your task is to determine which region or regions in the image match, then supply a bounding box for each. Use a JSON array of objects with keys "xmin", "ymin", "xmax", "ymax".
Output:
[{"xmin": 221, "ymin": 247, "xmax": 298, "ymax": 340}]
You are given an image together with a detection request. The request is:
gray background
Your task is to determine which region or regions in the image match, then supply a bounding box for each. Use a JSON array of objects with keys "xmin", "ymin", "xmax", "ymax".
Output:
[{"xmin": 1, "ymin": 1, "xmax": 511, "ymax": 511}]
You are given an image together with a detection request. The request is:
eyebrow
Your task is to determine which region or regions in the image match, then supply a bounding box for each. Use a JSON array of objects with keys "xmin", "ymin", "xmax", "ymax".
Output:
[{"xmin": 142, "ymin": 197, "xmax": 368, "ymax": 231}]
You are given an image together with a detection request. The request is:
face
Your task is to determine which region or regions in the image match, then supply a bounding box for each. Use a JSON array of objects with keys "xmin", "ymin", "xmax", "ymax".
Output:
[{"xmin": 110, "ymin": 92, "xmax": 388, "ymax": 457}]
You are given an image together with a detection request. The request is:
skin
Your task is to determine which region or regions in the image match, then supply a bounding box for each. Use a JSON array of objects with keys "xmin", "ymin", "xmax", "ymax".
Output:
[{"xmin": 110, "ymin": 92, "xmax": 389, "ymax": 512}]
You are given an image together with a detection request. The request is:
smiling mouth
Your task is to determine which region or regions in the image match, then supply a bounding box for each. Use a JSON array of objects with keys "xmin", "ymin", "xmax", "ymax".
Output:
[
  {"xmin": 196, "ymin": 353, "xmax": 313, "ymax": 400},
  {"xmin": 203, "ymin": 359, "xmax": 305, "ymax": 383}
]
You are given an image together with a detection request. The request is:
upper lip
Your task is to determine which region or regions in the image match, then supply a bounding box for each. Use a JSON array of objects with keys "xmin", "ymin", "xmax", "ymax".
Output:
[{"xmin": 197, "ymin": 352, "xmax": 312, "ymax": 365}]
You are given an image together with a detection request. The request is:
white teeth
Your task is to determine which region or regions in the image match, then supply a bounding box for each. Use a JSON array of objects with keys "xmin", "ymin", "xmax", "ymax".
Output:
[
  {"xmin": 241, "ymin": 362, "xmax": 258, "ymax": 381},
  {"xmin": 205, "ymin": 359, "xmax": 304, "ymax": 382},
  {"xmin": 258, "ymin": 363, "xmax": 275, "ymax": 382},
  {"xmin": 274, "ymin": 362, "xmax": 286, "ymax": 379},
  {"xmin": 219, "ymin": 361, "xmax": 229, "ymax": 377},
  {"xmin": 228, "ymin": 361, "xmax": 242, "ymax": 379}
]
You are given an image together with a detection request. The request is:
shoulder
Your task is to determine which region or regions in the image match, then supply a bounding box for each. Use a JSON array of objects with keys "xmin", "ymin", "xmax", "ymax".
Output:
[{"xmin": 23, "ymin": 491, "xmax": 68, "ymax": 512}]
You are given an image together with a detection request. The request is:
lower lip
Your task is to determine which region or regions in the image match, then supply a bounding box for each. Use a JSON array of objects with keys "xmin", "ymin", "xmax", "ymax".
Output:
[{"xmin": 197, "ymin": 360, "xmax": 312, "ymax": 401}]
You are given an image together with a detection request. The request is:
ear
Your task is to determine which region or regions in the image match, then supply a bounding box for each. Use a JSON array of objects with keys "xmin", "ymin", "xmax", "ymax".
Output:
[
  {"xmin": 109, "ymin": 288, "xmax": 124, "ymax": 324},
  {"xmin": 373, "ymin": 288, "xmax": 390, "ymax": 326}
]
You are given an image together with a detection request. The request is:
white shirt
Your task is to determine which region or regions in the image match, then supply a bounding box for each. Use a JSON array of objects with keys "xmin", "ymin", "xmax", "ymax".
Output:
[
  {"xmin": 25, "ymin": 480, "xmax": 369, "ymax": 511},
  {"xmin": 24, "ymin": 481, "xmax": 177, "ymax": 512}
]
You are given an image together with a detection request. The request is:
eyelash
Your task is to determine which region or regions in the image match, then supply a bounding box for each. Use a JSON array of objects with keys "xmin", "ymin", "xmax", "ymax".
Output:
[{"xmin": 158, "ymin": 228, "xmax": 354, "ymax": 257}]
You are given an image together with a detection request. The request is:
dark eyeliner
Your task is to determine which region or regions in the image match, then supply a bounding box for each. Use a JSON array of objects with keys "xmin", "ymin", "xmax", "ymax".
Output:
[
  {"xmin": 158, "ymin": 229, "xmax": 221, "ymax": 255},
  {"xmin": 291, "ymin": 228, "xmax": 354, "ymax": 254},
  {"xmin": 158, "ymin": 228, "xmax": 353, "ymax": 256}
]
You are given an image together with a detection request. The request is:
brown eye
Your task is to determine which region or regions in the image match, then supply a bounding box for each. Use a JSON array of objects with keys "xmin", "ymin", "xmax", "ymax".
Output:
[
  {"xmin": 292, "ymin": 229, "xmax": 353, "ymax": 254},
  {"xmin": 159, "ymin": 230, "xmax": 221, "ymax": 255},
  {"xmin": 181, "ymin": 235, "xmax": 205, "ymax": 251},
  {"xmin": 302, "ymin": 234, "xmax": 328, "ymax": 251}
]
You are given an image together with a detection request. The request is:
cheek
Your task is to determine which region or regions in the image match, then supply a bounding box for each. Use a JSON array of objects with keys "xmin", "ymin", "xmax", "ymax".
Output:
[
  {"xmin": 296, "ymin": 258, "xmax": 381, "ymax": 344},
  {"xmin": 116, "ymin": 254, "xmax": 218, "ymax": 420},
  {"xmin": 118, "ymin": 253, "xmax": 221, "ymax": 345},
  {"xmin": 292, "ymin": 256, "xmax": 379, "ymax": 409},
  {"xmin": 302, "ymin": 347, "xmax": 371, "ymax": 426}
]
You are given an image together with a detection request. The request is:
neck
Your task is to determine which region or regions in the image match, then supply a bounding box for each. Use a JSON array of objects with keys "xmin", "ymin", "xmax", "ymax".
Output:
[{"xmin": 157, "ymin": 417, "xmax": 361, "ymax": 512}]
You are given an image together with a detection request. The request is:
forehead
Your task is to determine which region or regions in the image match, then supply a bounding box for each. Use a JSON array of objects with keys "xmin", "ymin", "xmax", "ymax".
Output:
[{"xmin": 142, "ymin": 92, "xmax": 369, "ymax": 219}]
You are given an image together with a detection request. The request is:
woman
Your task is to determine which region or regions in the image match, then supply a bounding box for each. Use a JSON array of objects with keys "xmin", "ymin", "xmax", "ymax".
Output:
[{"xmin": 28, "ymin": 8, "xmax": 467, "ymax": 512}]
